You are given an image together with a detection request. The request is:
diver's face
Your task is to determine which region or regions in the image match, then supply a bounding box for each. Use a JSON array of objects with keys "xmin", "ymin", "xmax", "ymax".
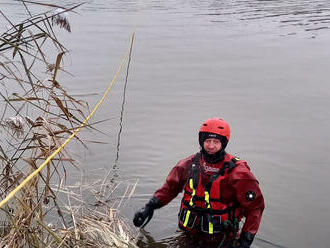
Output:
[{"xmin": 203, "ymin": 138, "xmax": 222, "ymax": 154}]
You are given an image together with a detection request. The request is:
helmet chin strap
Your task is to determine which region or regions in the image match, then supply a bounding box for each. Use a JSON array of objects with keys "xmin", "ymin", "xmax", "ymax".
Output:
[{"xmin": 201, "ymin": 148, "xmax": 226, "ymax": 164}]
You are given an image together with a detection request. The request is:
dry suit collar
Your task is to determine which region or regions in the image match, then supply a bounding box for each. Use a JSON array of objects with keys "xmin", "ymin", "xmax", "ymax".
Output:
[{"xmin": 201, "ymin": 148, "xmax": 226, "ymax": 164}]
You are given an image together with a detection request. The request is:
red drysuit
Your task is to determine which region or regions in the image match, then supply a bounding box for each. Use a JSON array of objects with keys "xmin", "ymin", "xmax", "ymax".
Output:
[{"xmin": 154, "ymin": 152, "xmax": 264, "ymax": 235}]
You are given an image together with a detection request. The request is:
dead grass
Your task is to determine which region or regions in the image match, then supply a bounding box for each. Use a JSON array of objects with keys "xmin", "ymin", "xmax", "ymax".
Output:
[
  {"xmin": 0, "ymin": 1, "xmax": 137, "ymax": 247},
  {"xmin": 50, "ymin": 178, "xmax": 138, "ymax": 248}
]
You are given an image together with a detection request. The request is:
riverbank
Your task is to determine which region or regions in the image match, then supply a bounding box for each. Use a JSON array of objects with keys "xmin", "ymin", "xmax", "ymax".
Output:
[{"xmin": 0, "ymin": 2, "xmax": 137, "ymax": 247}]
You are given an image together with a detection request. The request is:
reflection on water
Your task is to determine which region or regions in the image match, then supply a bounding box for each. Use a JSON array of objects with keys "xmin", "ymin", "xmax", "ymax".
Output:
[
  {"xmin": 196, "ymin": 0, "xmax": 330, "ymax": 36},
  {"xmin": 2, "ymin": 0, "xmax": 330, "ymax": 37},
  {"xmin": 137, "ymin": 229, "xmax": 287, "ymax": 248},
  {"xmin": 77, "ymin": 0, "xmax": 330, "ymax": 36}
]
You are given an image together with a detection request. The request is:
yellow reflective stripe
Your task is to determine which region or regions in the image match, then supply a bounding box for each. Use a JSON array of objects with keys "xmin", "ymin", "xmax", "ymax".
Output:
[
  {"xmin": 189, "ymin": 178, "xmax": 193, "ymax": 189},
  {"xmin": 189, "ymin": 189, "xmax": 195, "ymax": 206},
  {"xmin": 189, "ymin": 178, "xmax": 196, "ymax": 206},
  {"xmin": 183, "ymin": 210, "xmax": 191, "ymax": 227},
  {"xmin": 185, "ymin": 177, "xmax": 194, "ymax": 227},
  {"xmin": 209, "ymin": 222, "xmax": 213, "ymax": 234},
  {"xmin": 204, "ymin": 191, "xmax": 209, "ymax": 203},
  {"xmin": 204, "ymin": 191, "xmax": 211, "ymax": 208}
]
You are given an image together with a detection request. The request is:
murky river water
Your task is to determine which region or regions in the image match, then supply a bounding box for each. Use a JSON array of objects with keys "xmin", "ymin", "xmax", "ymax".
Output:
[{"xmin": 1, "ymin": 1, "xmax": 330, "ymax": 247}]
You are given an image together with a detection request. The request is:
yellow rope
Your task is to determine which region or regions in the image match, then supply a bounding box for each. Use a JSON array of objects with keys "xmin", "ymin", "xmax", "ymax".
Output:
[{"xmin": 0, "ymin": 33, "xmax": 135, "ymax": 209}]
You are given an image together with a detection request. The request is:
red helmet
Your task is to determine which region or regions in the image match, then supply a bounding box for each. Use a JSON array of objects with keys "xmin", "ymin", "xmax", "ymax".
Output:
[{"xmin": 199, "ymin": 118, "xmax": 230, "ymax": 141}]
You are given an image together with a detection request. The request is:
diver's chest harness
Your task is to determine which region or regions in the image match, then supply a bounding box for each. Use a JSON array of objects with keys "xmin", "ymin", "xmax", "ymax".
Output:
[{"xmin": 179, "ymin": 152, "xmax": 240, "ymax": 234}]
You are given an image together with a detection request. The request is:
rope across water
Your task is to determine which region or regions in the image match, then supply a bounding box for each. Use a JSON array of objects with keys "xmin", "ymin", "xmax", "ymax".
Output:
[{"xmin": 0, "ymin": 33, "xmax": 135, "ymax": 209}]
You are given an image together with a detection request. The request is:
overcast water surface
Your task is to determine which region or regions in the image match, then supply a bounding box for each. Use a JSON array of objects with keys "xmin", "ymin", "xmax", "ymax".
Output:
[{"xmin": 1, "ymin": 1, "xmax": 330, "ymax": 247}]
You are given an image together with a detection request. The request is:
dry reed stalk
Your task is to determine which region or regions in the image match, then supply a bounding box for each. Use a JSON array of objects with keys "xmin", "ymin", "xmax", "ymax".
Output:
[
  {"xmin": 47, "ymin": 177, "xmax": 139, "ymax": 248},
  {"xmin": 0, "ymin": 1, "xmax": 138, "ymax": 247}
]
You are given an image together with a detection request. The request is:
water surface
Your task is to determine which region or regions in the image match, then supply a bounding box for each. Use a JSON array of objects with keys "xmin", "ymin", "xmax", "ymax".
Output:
[{"xmin": 1, "ymin": 1, "xmax": 330, "ymax": 247}]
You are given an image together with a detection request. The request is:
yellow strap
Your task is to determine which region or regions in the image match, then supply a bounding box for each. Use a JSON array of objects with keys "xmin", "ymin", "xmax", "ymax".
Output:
[
  {"xmin": 185, "ymin": 178, "xmax": 194, "ymax": 226},
  {"xmin": 209, "ymin": 221, "xmax": 214, "ymax": 234},
  {"xmin": 189, "ymin": 189, "xmax": 195, "ymax": 206},
  {"xmin": 189, "ymin": 178, "xmax": 196, "ymax": 206},
  {"xmin": 183, "ymin": 210, "xmax": 191, "ymax": 227},
  {"xmin": 189, "ymin": 178, "xmax": 193, "ymax": 189},
  {"xmin": 204, "ymin": 191, "xmax": 211, "ymax": 208},
  {"xmin": 0, "ymin": 33, "xmax": 135, "ymax": 209}
]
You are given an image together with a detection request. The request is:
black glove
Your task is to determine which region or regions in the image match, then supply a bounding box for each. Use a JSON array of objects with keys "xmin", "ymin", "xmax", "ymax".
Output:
[
  {"xmin": 233, "ymin": 232, "xmax": 255, "ymax": 248},
  {"xmin": 133, "ymin": 196, "xmax": 162, "ymax": 228}
]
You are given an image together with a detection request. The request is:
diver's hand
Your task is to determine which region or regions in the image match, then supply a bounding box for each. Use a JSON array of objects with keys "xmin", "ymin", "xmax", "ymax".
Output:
[
  {"xmin": 133, "ymin": 197, "xmax": 162, "ymax": 228},
  {"xmin": 133, "ymin": 205, "xmax": 154, "ymax": 227},
  {"xmin": 233, "ymin": 232, "xmax": 254, "ymax": 248},
  {"xmin": 229, "ymin": 232, "xmax": 255, "ymax": 248}
]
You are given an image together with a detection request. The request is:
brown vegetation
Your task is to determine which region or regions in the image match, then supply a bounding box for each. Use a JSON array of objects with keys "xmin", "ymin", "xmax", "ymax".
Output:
[{"xmin": 0, "ymin": 2, "xmax": 137, "ymax": 247}]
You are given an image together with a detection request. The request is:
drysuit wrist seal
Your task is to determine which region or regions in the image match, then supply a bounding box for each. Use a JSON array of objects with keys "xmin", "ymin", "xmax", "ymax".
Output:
[{"xmin": 147, "ymin": 196, "xmax": 162, "ymax": 209}]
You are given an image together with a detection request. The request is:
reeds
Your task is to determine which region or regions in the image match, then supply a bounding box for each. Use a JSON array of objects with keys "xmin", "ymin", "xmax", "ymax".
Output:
[
  {"xmin": 0, "ymin": 2, "xmax": 137, "ymax": 247},
  {"xmin": 50, "ymin": 178, "xmax": 138, "ymax": 247}
]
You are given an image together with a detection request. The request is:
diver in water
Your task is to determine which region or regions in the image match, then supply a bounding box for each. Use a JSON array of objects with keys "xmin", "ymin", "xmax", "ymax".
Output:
[{"xmin": 133, "ymin": 118, "xmax": 264, "ymax": 248}]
